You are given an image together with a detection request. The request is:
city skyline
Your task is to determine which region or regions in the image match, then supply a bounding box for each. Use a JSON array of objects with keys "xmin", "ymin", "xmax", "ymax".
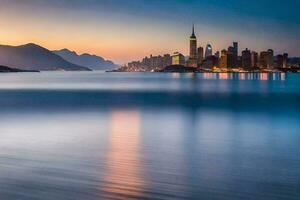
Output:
[{"xmin": 0, "ymin": 0, "xmax": 299, "ymax": 63}]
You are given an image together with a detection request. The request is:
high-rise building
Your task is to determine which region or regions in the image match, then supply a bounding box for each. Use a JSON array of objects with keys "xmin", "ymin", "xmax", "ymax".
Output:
[
  {"xmin": 260, "ymin": 51, "xmax": 269, "ymax": 68},
  {"xmin": 205, "ymin": 44, "xmax": 213, "ymax": 58},
  {"xmin": 277, "ymin": 54, "xmax": 284, "ymax": 68},
  {"xmin": 267, "ymin": 49, "xmax": 274, "ymax": 69},
  {"xmin": 188, "ymin": 25, "xmax": 198, "ymax": 68},
  {"xmin": 283, "ymin": 53, "xmax": 288, "ymax": 68},
  {"xmin": 233, "ymin": 42, "xmax": 238, "ymax": 67},
  {"xmin": 172, "ymin": 52, "xmax": 185, "ymax": 66},
  {"xmin": 277, "ymin": 53, "xmax": 289, "ymax": 68},
  {"xmin": 251, "ymin": 51, "xmax": 258, "ymax": 68},
  {"xmin": 163, "ymin": 54, "xmax": 172, "ymax": 67},
  {"xmin": 227, "ymin": 46, "xmax": 235, "ymax": 68},
  {"xmin": 197, "ymin": 46, "xmax": 204, "ymax": 66},
  {"xmin": 220, "ymin": 49, "xmax": 228, "ymax": 69},
  {"xmin": 241, "ymin": 48, "xmax": 251, "ymax": 69}
]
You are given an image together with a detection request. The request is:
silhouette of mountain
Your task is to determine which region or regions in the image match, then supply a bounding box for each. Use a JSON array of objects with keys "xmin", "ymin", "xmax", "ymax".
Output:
[
  {"xmin": 289, "ymin": 57, "xmax": 300, "ymax": 65},
  {"xmin": 53, "ymin": 49, "xmax": 118, "ymax": 70},
  {"xmin": 0, "ymin": 43, "xmax": 91, "ymax": 71}
]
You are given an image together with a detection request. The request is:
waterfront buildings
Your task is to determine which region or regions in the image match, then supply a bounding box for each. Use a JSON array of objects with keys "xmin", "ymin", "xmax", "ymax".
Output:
[
  {"xmin": 187, "ymin": 25, "xmax": 198, "ymax": 68},
  {"xmin": 197, "ymin": 47, "xmax": 204, "ymax": 66},
  {"xmin": 220, "ymin": 49, "xmax": 228, "ymax": 69},
  {"xmin": 251, "ymin": 51, "xmax": 259, "ymax": 68},
  {"xmin": 172, "ymin": 52, "xmax": 186, "ymax": 65},
  {"xmin": 205, "ymin": 44, "xmax": 213, "ymax": 58},
  {"xmin": 259, "ymin": 50, "xmax": 274, "ymax": 69},
  {"xmin": 276, "ymin": 53, "xmax": 289, "ymax": 68},
  {"xmin": 227, "ymin": 46, "xmax": 235, "ymax": 68},
  {"xmin": 122, "ymin": 26, "xmax": 294, "ymax": 72},
  {"xmin": 233, "ymin": 42, "xmax": 238, "ymax": 68},
  {"xmin": 127, "ymin": 54, "xmax": 172, "ymax": 71},
  {"xmin": 260, "ymin": 51, "xmax": 270, "ymax": 68},
  {"xmin": 267, "ymin": 49, "xmax": 274, "ymax": 69},
  {"xmin": 242, "ymin": 48, "xmax": 252, "ymax": 69},
  {"xmin": 283, "ymin": 53, "xmax": 288, "ymax": 68}
]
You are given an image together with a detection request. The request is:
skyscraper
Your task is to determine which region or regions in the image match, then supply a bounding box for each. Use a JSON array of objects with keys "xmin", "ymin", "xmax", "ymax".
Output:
[
  {"xmin": 259, "ymin": 51, "xmax": 269, "ymax": 68},
  {"xmin": 251, "ymin": 51, "xmax": 258, "ymax": 68},
  {"xmin": 227, "ymin": 46, "xmax": 235, "ymax": 68},
  {"xmin": 197, "ymin": 46, "xmax": 204, "ymax": 66},
  {"xmin": 267, "ymin": 49, "xmax": 274, "ymax": 69},
  {"xmin": 220, "ymin": 49, "xmax": 228, "ymax": 69},
  {"xmin": 242, "ymin": 48, "xmax": 251, "ymax": 69},
  {"xmin": 277, "ymin": 54, "xmax": 284, "ymax": 68},
  {"xmin": 233, "ymin": 42, "xmax": 238, "ymax": 68},
  {"xmin": 277, "ymin": 53, "xmax": 289, "ymax": 68},
  {"xmin": 188, "ymin": 25, "xmax": 198, "ymax": 68},
  {"xmin": 283, "ymin": 53, "xmax": 288, "ymax": 68},
  {"xmin": 205, "ymin": 44, "xmax": 213, "ymax": 58}
]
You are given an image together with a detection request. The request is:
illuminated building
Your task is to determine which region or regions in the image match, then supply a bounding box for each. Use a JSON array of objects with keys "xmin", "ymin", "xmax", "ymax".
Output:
[
  {"xmin": 227, "ymin": 46, "xmax": 235, "ymax": 68},
  {"xmin": 205, "ymin": 44, "xmax": 213, "ymax": 58},
  {"xmin": 283, "ymin": 53, "xmax": 288, "ymax": 68},
  {"xmin": 251, "ymin": 51, "xmax": 258, "ymax": 67},
  {"xmin": 163, "ymin": 54, "xmax": 172, "ymax": 67},
  {"xmin": 215, "ymin": 51, "xmax": 220, "ymax": 58},
  {"xmin": 267, "ymin": 49, "xmax": 274, "ymax": 69},
  {"xmin": 188, "ymin": 25, "xmax": 198, "ymax": 68},
  {"xmin": 172, "ymin": 52, "xmax": 185, "ymax": 65},
  {"xmin": 276, "ymin": 53, "xmax": 289, "ymax": 68},
  {"xmin": 259, "ymin": 51, "xmax": 269, "ymax": 68},
  {"xmin": 202, "ymin": 55, "xmax": 218, "ymax": 69},
  {"xmin": 260, "ymin": 49, "xmax": 274, "ymax": 69},
  {"xmin": 220, "ymin": 49, "xmax": 228, "ymax": 69},
  {"xmin": 214, "ymin": 51, "xmax": 220, "ymax": 67},
  {"xmin": 233, "ymin": 42, "xmax": 238, "ymax": 67},
  {"xmin": 197, "ymin": 46, "xmax": 204, "ymax": 66},
  {"xmin": 242, "ymin": 48, "xmax": 252, "ymax": 69},
  {"xmin": 277, "ymin": 54, "xmax": 283, "ymax": 68}
]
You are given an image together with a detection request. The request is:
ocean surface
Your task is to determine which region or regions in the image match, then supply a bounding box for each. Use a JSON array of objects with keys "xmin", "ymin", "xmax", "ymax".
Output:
[{"xmin": 0, "ymin": 72, "xmax": 299, "ymax": 200}]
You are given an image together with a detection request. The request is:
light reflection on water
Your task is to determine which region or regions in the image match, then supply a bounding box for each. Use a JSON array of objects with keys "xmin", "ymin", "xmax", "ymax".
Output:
[
  {"xmin": 0, "ymin": 72, "xmax": 299, "ymax": 200},
  {"xmin": 102, "ymin": 110, "xmax": 144, "ymax": 198}
]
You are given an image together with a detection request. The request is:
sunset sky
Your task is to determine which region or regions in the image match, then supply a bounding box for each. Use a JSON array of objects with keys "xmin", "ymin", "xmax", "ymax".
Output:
[{"xmin": 0, "ymin": 0, "xmax": 299, "ymax": 64}]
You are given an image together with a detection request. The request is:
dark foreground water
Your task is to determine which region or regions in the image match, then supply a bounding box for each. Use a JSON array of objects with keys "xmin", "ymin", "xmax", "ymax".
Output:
[{"xmin": 0, "ymin": 72, "xmax": 299, "ymax": 200}]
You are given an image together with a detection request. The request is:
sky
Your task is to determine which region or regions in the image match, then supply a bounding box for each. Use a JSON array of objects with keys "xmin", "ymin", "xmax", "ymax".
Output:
[{"xmin": 0, "ymin": 0, "xmax": 299, "ymax": 64}]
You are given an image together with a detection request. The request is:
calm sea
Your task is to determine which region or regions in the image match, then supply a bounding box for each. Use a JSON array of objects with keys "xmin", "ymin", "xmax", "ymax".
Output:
[{"xmin": 0, "ymin": 72, "xmax": 299, "ymax": 200}]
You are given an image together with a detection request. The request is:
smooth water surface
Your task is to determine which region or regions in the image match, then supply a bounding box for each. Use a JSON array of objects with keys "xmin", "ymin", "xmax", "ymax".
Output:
[{"xmin": 0, "ymin": 72, "xmax": 299, "ymax": 199}]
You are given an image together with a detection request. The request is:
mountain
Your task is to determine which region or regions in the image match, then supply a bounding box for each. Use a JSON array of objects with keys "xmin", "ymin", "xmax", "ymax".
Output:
[
  {"xmin": 0, "ymin": 43, "xmax": 91, "ymax": 71},
  {"xmin": 53, "ymin": 49, "xmax": 118, "ymax": 70},
  {"xmin": 289, "ymin": 57, "xmax": 300, "ymax": 65}
]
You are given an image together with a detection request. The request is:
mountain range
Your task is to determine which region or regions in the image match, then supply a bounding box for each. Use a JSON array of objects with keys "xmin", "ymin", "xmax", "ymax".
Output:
[
  {"xmin": 0, "ymin": 43, "xmax": 118, "ymax": 71},
  {"xmin": 53, "ymin": 49, "xmax": 118, "ymax": 70},
  {"xmin": 0, "ymin": 43, "xmax": 91, "ymax": 71}
]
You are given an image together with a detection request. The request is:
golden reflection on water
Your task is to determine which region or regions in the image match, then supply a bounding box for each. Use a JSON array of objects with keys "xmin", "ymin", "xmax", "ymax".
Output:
[{"xmin": 102, "ymin": 110, "xmax": 144, "ymax": 198}]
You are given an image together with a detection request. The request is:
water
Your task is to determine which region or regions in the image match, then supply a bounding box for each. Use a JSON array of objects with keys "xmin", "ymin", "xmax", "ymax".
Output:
[{"xmin": 0, "ymin": 72, "xmax": 299, "ymax": 200}]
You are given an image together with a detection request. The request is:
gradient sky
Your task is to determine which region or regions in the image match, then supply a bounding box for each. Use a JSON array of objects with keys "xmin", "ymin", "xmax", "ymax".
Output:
[{"xmin": 0, "ymin": 0, "xmax": 299, "ymax": 63}]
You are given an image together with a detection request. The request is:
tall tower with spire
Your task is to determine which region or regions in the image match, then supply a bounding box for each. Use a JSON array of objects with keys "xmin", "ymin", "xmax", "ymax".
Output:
[{"xmin": 188, "ymin": 24, "xmax": 198, "ymax": 68}]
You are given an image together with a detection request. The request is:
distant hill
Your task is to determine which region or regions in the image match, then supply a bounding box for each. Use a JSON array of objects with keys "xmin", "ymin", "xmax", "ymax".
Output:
[
  {"xmin": 289, "ymin": 57, "xmax": 300, "ymax": 65},
  {"xmin": 0, "ymin": 43, "xmax": 91, "ymax": 71},
  {"xmin": 53, "ymin": 49, "xmax": 118, "ymax": 70}
]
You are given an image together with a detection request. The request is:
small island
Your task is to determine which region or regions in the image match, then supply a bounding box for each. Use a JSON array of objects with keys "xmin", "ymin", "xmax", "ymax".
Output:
[{"xmin": 0, "ymin": 65, "xmax": 39, "ymax": 73}]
